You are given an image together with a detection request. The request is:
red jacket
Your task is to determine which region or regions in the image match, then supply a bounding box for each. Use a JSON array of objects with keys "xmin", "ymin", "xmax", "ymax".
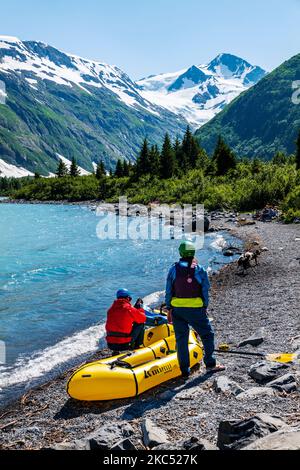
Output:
[{"xmin": 106, "ymin": 298, "xmax": 146, "ymax": 344}]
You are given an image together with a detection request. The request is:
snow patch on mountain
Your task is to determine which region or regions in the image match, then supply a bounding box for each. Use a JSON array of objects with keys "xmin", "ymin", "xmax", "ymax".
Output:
[
  {"xmin": 0, "ymin": 159, "xmax": 34, "ymax": 178},
  {"xmin": 56, "ymin": 154, "xmax": 91, "ymax": 175}
]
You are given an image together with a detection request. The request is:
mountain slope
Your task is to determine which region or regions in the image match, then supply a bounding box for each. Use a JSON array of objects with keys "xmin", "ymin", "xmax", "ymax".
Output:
[
  {"xmin": 0, "ymin": 36, "xmax": 187, "ymax": 176},
  {"xmin": 195, "ymin": 53, "xmax": 300, "ymax": 159},
  {"xmin": 137, "ymin": 53, "xmax": 266, "ymax": 127}
]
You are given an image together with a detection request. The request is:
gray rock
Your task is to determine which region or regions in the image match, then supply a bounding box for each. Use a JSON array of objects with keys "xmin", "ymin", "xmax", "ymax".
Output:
[
  {"xmin": 175, "ymin": 386, "xmax": 204, "ymax": 400},
  {"xmin": 291, "ymin": 336, "xmax": 300, "ymax": 352},
  {"xmin": 142, "ymin": 418, "xmax": 169, "ymax": 449},
  {"xmin": 238, "ymin": 328, "xmax": 265, "ymax": 347},
  {"xmin": 155, "ymin": 437, "xmax": 217, "ymax": 451},
  {"xmin": 268, "ymin": 374, "xmax": 297, "ymax": 393},
  {"xmin": 213, "ymin": 376, "xmax": 245, "ymax": 396},
  {"xmin": 159, "ymin": 390, "xmax": 176, "ymax": 401},
  {"xmin": 217, "ymin": 413, "xmax": 287, "ymax": 450},
  {"xmin": 84, "ymin": 423, "xmax": 133, "ymax": 450},
  {"xmin": 46, "ymin": 441, "xmax": 85, "ymax": 451},
  {"xmin": 242, "ymin": 428, "xmax": 300, "ymax": 450},
  {"xmin": 236, "ymin": 387, "xmax": 276, "ymax": 400},
  {"xmin": 249, "ymin": 361, "xmax": 290, "ymax": 384},
  {"xmin": 110, "ymin": 439, "xmax": 137, "ymax": 451}
]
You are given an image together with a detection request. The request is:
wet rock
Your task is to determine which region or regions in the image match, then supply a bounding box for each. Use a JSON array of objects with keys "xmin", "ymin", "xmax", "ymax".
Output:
[
  {"xmin": 223, "ymin": 250, "xmax": 234, "ymax": 257},
  {"xmin": 213, "ymin": 376, "xmax": 245, "ymax": 396},
  {"xmin": 155, "ymin": 437, "xmax": 217, "ymax": 451},
  {"xmin": 142, "ymin": 418, "xmax": 169, "ymax": 449},
  {"xmin": 236, "ymin": 387, "xmax": 276, "ymax": 400},
  {"xmin": 110, "ymin": 439, "xmax": 137, "ymax": 451},
  {"xmin": 249, "ymin": 361, "xmax": 290, "ymax": 384},
  {"xmin": 242, "ymin": 428, "xmax": 300, "ymax": 450},
  {"xmin": 238, "ymin": 328, "xmax": 265, "ymax": 347},
  {"xmin": 217, "ymin": 414, "xmax": 287, "ymax": 450},
  {"xmin": 268, "ymin": 374, "xmax": 297, "ymax": 393}
]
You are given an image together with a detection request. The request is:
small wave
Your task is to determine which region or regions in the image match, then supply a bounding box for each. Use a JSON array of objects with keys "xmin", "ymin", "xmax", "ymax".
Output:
[
  {"xmin": 143, "ymin": 291, "xmax": 165, "ymax": 308},
  {"xmin": 0, "ymin": 323, "xmax": 105, "ymax": 390},
  {"xmin": 209, "ymin": 234, "xmax": 228, "ymax": 251}
]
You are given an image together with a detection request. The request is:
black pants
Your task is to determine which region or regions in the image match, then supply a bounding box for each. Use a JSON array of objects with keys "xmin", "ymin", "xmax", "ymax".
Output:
[{"xmin": 108, "ymin": 323, "xmax": 145, "ymax": 352}]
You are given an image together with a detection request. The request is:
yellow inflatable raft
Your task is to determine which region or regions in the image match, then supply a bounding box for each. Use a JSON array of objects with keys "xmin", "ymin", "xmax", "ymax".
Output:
[{"xmin": 67, "ymin": 325, "xmax": 203, "ymax": 401}]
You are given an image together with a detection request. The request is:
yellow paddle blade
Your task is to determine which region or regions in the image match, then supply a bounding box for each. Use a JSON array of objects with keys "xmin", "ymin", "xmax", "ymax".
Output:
[{"xmin": 266, "ymin": 353, "xmax": 297, "ymax": 364}]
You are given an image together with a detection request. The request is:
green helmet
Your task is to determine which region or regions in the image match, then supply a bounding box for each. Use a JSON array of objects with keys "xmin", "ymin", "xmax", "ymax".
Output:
[{"xmin": 179, "ymin": 241, "xmax": 196, "ymax": 258}]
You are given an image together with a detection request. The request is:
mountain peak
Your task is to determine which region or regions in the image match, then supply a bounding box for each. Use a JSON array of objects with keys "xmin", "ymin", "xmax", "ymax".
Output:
[{"xmin": 207, "ymin": 53, "xmax": 266, "ymax": 84}]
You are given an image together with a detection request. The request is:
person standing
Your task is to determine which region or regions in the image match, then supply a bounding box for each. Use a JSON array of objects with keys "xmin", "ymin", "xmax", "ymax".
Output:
[{"xmin": 165, "ymin": 241, "xmax": 225, "ymax": 377}]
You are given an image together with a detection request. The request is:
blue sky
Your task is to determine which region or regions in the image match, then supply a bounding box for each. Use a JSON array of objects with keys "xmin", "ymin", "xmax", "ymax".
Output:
[{"xmin": 1, "ymin": 0, "xmax": 299, "ymax": 79}]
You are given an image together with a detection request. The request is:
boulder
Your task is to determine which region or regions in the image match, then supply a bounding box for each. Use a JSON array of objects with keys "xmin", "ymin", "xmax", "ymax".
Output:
[
  {"xmin": 268, "ymin": 374, "xmax": 297, "ymax": 393},
  {"xmin": 213, "ymin": 376, "xmax": 245, "ymax": 396},
  {"xmin": 110, "ymin": 439, "xmax": 137, "ymax": 451},
  {"xmin": 236, "ymin": 387, "xmax": 276, "ymax": 400},
  {"xmin": 217, "ymin": 414, "xmax": 287, "ymax": 450},
  {"xmin": 238, "ymin": 328, "xmax": 265, "ymax": 347},
  {"xmin": 249, "ymin": 361, "xmax": 290, "ymax": 384},
  {"xmin": 242, "ymin": 428, "xmax": 300, "ymax": 450},
  {"xmin": 155, "ymin": 437, "xmax": 217, "ymax": 451},
  {"xmin": 142, "ymin": 419, "xmax": 169, "ymax": 449},
  {"xmin": 84, "ymin": 423, "xmax": 134, "ymax": 450}
]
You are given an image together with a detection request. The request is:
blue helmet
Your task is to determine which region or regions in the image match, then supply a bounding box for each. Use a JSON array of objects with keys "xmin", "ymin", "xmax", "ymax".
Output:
[{"xmin": 116, "ymin": 288, "xmax": 132, "ymax": 299}]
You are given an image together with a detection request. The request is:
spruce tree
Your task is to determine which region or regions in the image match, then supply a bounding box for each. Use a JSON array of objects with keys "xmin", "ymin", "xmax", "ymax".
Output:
[
  {"xmin": 122, "ymin": 160, "xmax": 130, "ymax": 177},
  {"xmin": 136, "ymin": 138, "xmax": 151, "ymax": 177},
  {"xmin": 212, "ymin": 136, "xmax": 237, "ymax": 176},
  {"xmin": 70, "ymin": 158, "xmax": 80, "ymax": 177},
  {"xmin": 56, "ymin": 159, "xmax": 69, "ymax": 178},
  {"xmin": 296, "ymin": 130, "xmax": 300, "ymax": 171},
  {"xmin": 160, "ymin": 133, "xmax": 177, "ymax": 179},
  {"xmin": 96, "ymin": 160, "xmax": 106, "ymax": 179},
  {"xmin": 114, "ymin": 159, "xmax": 124, "ymax": 178},
  {"xmin": 149, "ymin": 145, "xmax": 161, "ymax": 176}
]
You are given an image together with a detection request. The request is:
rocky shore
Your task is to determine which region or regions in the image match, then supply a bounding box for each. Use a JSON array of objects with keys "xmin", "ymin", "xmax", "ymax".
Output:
[{"xmin": 0, "ymin": 218, "xmax": 299, "ymax": 450}]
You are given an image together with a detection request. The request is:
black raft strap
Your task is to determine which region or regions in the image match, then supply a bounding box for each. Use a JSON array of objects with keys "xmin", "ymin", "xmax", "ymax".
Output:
[{"xmin": 107, "ymin": 331, "xmax": 133, "ymax": 338}]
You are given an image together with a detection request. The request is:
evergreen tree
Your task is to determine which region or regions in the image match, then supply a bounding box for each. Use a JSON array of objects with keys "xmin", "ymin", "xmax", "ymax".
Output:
[
  {"xmin": 149, "ymin": 145, "xmax": 161, "ymax": 176},
  {"xmin": 56, "ymin": 159, "xmax": 69, "ymax": 178},
  {"xmin": 296, "ymin": 130, "xmax": 300, "ymax": 171},
  {"xmin": 122, "ymin": 160, "xmax": 130, "ymax": 177},
  {"xmin": 114, "ymin": 159, "xmax": 124, "ymax": 178},
  {"xmin": 34, "ymin": 172, "xmax": 41, "ymax": 179},
  {"xmin": 212, "ymin": 136, "xmax": 237, "ymax": 176},
  {"xmin": 96, "ymin": 160, "xmax": 106, "ymax": 179},
  {"xmin": 136, "ymin": 138, "xmax": 151, "ymax": 177},
  {"xmin": 160, "ymin": 133, "xmax": 177, "ymax": 179},
  {"xmin": 251, "ymin": 157, "xmax": 262, "ymax": 175},
  {"xmin": 273, "ymin": 151, "xmax": 287, "ymax": 165},
  {"xmin": 70, "ymin": 158, "xmax": 80, "ymax": 177}
]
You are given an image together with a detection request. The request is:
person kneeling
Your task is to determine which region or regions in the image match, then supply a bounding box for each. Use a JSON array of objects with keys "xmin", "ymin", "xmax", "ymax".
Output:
[{"xmin": 106, "ymin": 289, "xmax": 146, "ymax": 353}]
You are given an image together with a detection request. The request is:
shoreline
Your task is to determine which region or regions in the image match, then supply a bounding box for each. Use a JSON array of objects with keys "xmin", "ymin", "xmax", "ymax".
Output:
[{"xmin": 0, "ymin": 218, "xmax": 299, "ymax": 450}]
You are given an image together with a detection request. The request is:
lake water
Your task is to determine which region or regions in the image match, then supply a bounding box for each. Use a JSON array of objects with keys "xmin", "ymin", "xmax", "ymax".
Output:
[{"xmin": 0, "ymin": 203, "xmax": 241, "ymax": 405}]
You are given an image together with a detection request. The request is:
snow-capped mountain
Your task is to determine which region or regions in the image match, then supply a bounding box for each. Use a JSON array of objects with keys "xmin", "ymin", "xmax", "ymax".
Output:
[
  {"xmin": 0, "ymin": 35, "xmax": 165, "ymax": 115},
  {"xmin": 137, "ymin": 53, "xmax": 266, "ymax": 127},
  {"xmin": 0, "ymin": 36, "xmax": 187, "ymax": 176}
]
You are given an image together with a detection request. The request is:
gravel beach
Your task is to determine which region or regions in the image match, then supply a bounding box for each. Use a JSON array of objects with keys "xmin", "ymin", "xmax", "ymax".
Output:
[{"xmin": 0, "ymin": 219, "xmax": 299, "ymax": 450}]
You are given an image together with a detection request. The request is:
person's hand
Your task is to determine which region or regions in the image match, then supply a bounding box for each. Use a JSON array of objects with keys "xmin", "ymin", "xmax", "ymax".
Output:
[
  {"xmin": 134, "ymin": 298, "xmax": 144, "ymax": 309},
  {"xmin": 167, "ymin": 308, "xmax": 173, "ymax": 324}
]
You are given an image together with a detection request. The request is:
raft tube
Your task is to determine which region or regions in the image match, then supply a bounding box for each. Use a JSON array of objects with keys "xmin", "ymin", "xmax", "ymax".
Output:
[{"xmin": 67, "ymin": 330, "xmax": 203, "ymax": 401}]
